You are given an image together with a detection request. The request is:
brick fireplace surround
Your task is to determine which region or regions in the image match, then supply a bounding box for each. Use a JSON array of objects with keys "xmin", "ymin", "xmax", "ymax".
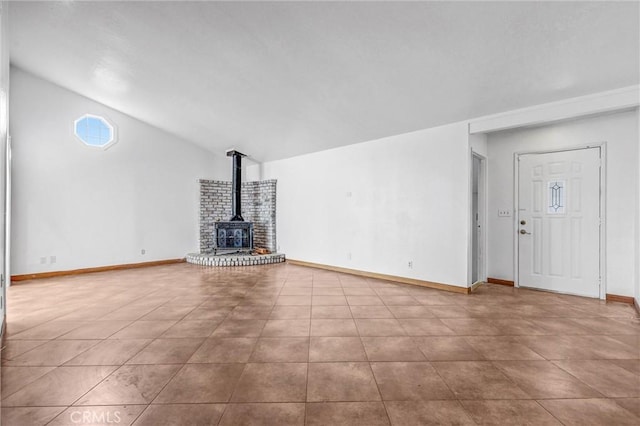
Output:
[
  {"xmin": 188, "ymin": 179, "xmax": 284, "ymax": 267},
  {"xmin": 199, "ymin": 179, "xmax": 277, "ymax": 253}
]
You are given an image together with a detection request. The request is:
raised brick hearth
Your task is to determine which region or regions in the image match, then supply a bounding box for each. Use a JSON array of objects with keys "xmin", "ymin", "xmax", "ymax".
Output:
[{"xmin": 186, "ymin": 252, "xmax": 285, "ymax": 267}]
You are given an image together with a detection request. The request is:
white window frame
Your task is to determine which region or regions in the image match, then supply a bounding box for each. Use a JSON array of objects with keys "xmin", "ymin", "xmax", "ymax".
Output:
[{"xmin": 73, "ymin": 114, "xmax": 117, "ymax": 150}]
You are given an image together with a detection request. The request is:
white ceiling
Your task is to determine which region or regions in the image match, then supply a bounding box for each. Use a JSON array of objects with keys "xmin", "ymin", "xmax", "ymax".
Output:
[{"xmin": 9, "ymin": 1, "xmax": 639, "ymax": 162}]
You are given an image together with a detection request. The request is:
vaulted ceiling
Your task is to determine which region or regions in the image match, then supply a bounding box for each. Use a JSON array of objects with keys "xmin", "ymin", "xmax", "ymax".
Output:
[{"xmin": 9, "ymin": 1, "xmax": 639, "ymax": 161}]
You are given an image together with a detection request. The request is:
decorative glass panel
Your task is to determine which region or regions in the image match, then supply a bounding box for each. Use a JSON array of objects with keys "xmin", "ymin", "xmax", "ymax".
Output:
[
  {"xmin": 215, "ymin": 222, "xmax": 254, "ymax": 250},
  {"xmin": 547, "ymin": 180, "xmax": 566, "ymax": 214},
  {"xmin": 233, "ymin": 229, "xmax": 244, "ymax": 247}
]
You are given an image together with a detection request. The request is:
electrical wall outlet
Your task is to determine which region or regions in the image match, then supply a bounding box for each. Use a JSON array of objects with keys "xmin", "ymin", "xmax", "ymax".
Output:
[
  {"xmin": 498, "ymin": 209, "xmax": 511, "ymax": 217},
  {"xmin": 50, "ymin": 256, "xmax": 56, "ymax": 264},
  {"xmin": 347, "ymin": 252, "xmax": 352, "ymax": 260},
  {"xmin": 141, "ymin": 249, "xmax": 146, "ymax": 255},
  {"xmin": 408, "ymin": 261, "xmax": 413, "ymax": 269},
  {"xmin": 40, "ymin": 257, "xmax": 46, "ymax": 264}
]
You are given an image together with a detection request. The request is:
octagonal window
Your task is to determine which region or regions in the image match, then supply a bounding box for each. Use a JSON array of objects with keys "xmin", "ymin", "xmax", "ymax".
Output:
[{"xmin": 74, "ymin": 114, "xmax": 116, "ymax": 149}]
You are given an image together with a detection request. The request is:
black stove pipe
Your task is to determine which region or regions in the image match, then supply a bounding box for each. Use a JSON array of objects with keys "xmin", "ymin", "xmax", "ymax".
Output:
[{"xmin": 227, "ymin": 150, "xmax": 246, "ymax": 221}]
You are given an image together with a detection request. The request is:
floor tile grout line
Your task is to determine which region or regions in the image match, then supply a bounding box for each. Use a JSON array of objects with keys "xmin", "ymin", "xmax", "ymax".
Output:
[
  {"xmin": 545, "ymin": 359, "xmax": 611, "ymax": 399},
  {"xmin": 3, "ymin": 338, "xmax": 105, "ymax": 369},
  {"xmin": 304, "ymin": 275, "xmax": 312, "ymax": 420},
  {"xmin": 33, "ymin": 290, "xmax": 153, "ymax": 325},
  {"xmin": 216, "ymin": 278, "xmax": 281, "ymax": 406},
  {"xmin": 9, "ymin": 394, "xmax": 636, "ymax": 411},
  {"xmin": 8, "ymin": 320, "xmax": 92, "ymax": 341},
  {"xmin": 91, "ymin": 290, "xmax": 177, "ymax": 322},
  {"xmin": 43, "ymin": 406, "xmax": 75, "ymax": 426},
  {"xmin": 451, "ymin": 400, "xmax": 482, "ymax": 425},
  {"xmin": 0, "ymin": 338, "xmax": 49, "ymax": 361},
  {"xmin": 59, "ymin": 339, "xmax": 165, "ymax": 410},
  {"xmin": 424, "ymin": 356, "xmax": 463, "ymax": 404},
  {"xmin": 532, "ymin": 398, "xmax": 570, "ymax": 426},
  {"xmin": 0, "ymin": 364, "xmax": 58, "ymax": 401},
  {"xmin": 127, "ymin": 361, "xmax": 187, "ymax": 425},
  {"xmin": 56, "ymin": 320, "xmax": 137, "ymax": 341}
]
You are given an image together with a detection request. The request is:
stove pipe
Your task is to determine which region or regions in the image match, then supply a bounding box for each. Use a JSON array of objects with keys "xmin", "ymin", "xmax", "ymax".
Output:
[{"xmin": 227, "ymin": 150, "xmax": 246, "ymax": 221}]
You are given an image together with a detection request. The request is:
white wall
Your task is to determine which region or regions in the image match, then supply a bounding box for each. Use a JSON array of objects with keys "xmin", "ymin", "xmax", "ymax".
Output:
[
  {"xmin": 0, "ymin": 1, "xmax": 9, "ymax": 329},
  {"xmin": 487, "ymin": 109, "xmax": 639, "ymax": 297},
  {"xmin": 636, "ymin": 111, "xmax": 640, "ymax": 307},
  {"xmin": 10, "ymin": 68, "xmax": 228, "ymax": 275},
  {"xmin": 470, "ymin": 133, "xmax": 487, "ymax": 158},
  {"xmin": 261, "ymin": 122, "xmax": 471, "ymax": 288}
]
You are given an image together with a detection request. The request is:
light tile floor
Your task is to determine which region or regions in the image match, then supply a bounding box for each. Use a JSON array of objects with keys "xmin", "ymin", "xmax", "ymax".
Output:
[{"xmin": 1, "ymin": 262, "xmax": 639, "ymax": 425}]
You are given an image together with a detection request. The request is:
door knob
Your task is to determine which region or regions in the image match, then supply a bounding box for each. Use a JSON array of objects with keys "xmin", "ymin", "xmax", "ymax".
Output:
[{"xmin": 520, "ymin": 229, "xmax": 530, "ymax": 235}]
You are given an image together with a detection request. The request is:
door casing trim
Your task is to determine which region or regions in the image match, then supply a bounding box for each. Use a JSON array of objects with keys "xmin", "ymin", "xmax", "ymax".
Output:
[
  {"xmin": 469, "ymin": 150, "xmax": 488, "ymax": 286},
  {"xmin": 513, "ymin": 143, "xmax": 607, "ymax": 300}
]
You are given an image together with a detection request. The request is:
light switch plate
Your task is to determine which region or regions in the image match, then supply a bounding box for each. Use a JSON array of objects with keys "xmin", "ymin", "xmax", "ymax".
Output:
[{"xmin": 498, "ymin": 209, "xmax": 511, "ymax": 217}]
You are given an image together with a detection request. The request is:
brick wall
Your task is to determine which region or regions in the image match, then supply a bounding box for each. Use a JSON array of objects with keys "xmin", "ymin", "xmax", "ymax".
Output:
[
  {"xmin": 199, "ymin": 179, "xmax": 277, "ymax": 253},
  {"xmin": 242, "ymin": 180, "xmax": 278, "ymax": 251}
]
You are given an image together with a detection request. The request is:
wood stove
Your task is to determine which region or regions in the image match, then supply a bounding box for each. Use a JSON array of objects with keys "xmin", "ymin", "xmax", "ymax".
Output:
[
  {"xmin": 214, "ymin": 150, "xmax": 254, "ymax": 253},
  {"xmin": 215, "ymin": 222, "xmax": 253, "ymax": 250}
]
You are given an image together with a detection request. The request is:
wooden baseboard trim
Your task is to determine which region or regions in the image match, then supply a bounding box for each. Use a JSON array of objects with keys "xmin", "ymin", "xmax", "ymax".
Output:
[
  {"xmin": 605, "ymin": 293, "xmax": 635, "ymax": 305},
  {"xmin": 487, "ymin": 277, "xmax": 515, "ymax": 287},
  {"xmin": 11, "ymin": 258, "xmax": 186, "ymax": 282},
  {"xmin": 470, "ymin": 281, "xmax": 484, "ymax": 292},
  {"xmin": 634, "ymin": 299, "xmax": 640, "ymax": 316},
  {"xmin": 286, "ymin": 259, "xmax": 469, "ymax": 294}
]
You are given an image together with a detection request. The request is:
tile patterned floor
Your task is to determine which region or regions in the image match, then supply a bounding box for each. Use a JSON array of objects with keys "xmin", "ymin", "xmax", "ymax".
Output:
[{"xmin": 1, "ymin": 262, "xmax": 639, "ymax": 425}]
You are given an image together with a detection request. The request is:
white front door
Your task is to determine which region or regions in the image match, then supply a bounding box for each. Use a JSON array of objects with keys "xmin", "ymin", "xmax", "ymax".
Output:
[{"xmin": 517, "ymin": 148, "xmax": 601, "ymax": 298}]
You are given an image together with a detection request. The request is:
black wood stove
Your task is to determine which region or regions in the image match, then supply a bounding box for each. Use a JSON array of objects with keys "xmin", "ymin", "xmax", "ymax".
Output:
[{"xmin": 214, "ymin": 150, "xmax": 253, "ymax": 253}]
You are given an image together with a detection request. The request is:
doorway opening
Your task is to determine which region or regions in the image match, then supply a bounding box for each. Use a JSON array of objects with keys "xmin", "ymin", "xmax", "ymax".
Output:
[{"xmin": 471, "ymin": 152, "xmax": 486, "ymax": 286}]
